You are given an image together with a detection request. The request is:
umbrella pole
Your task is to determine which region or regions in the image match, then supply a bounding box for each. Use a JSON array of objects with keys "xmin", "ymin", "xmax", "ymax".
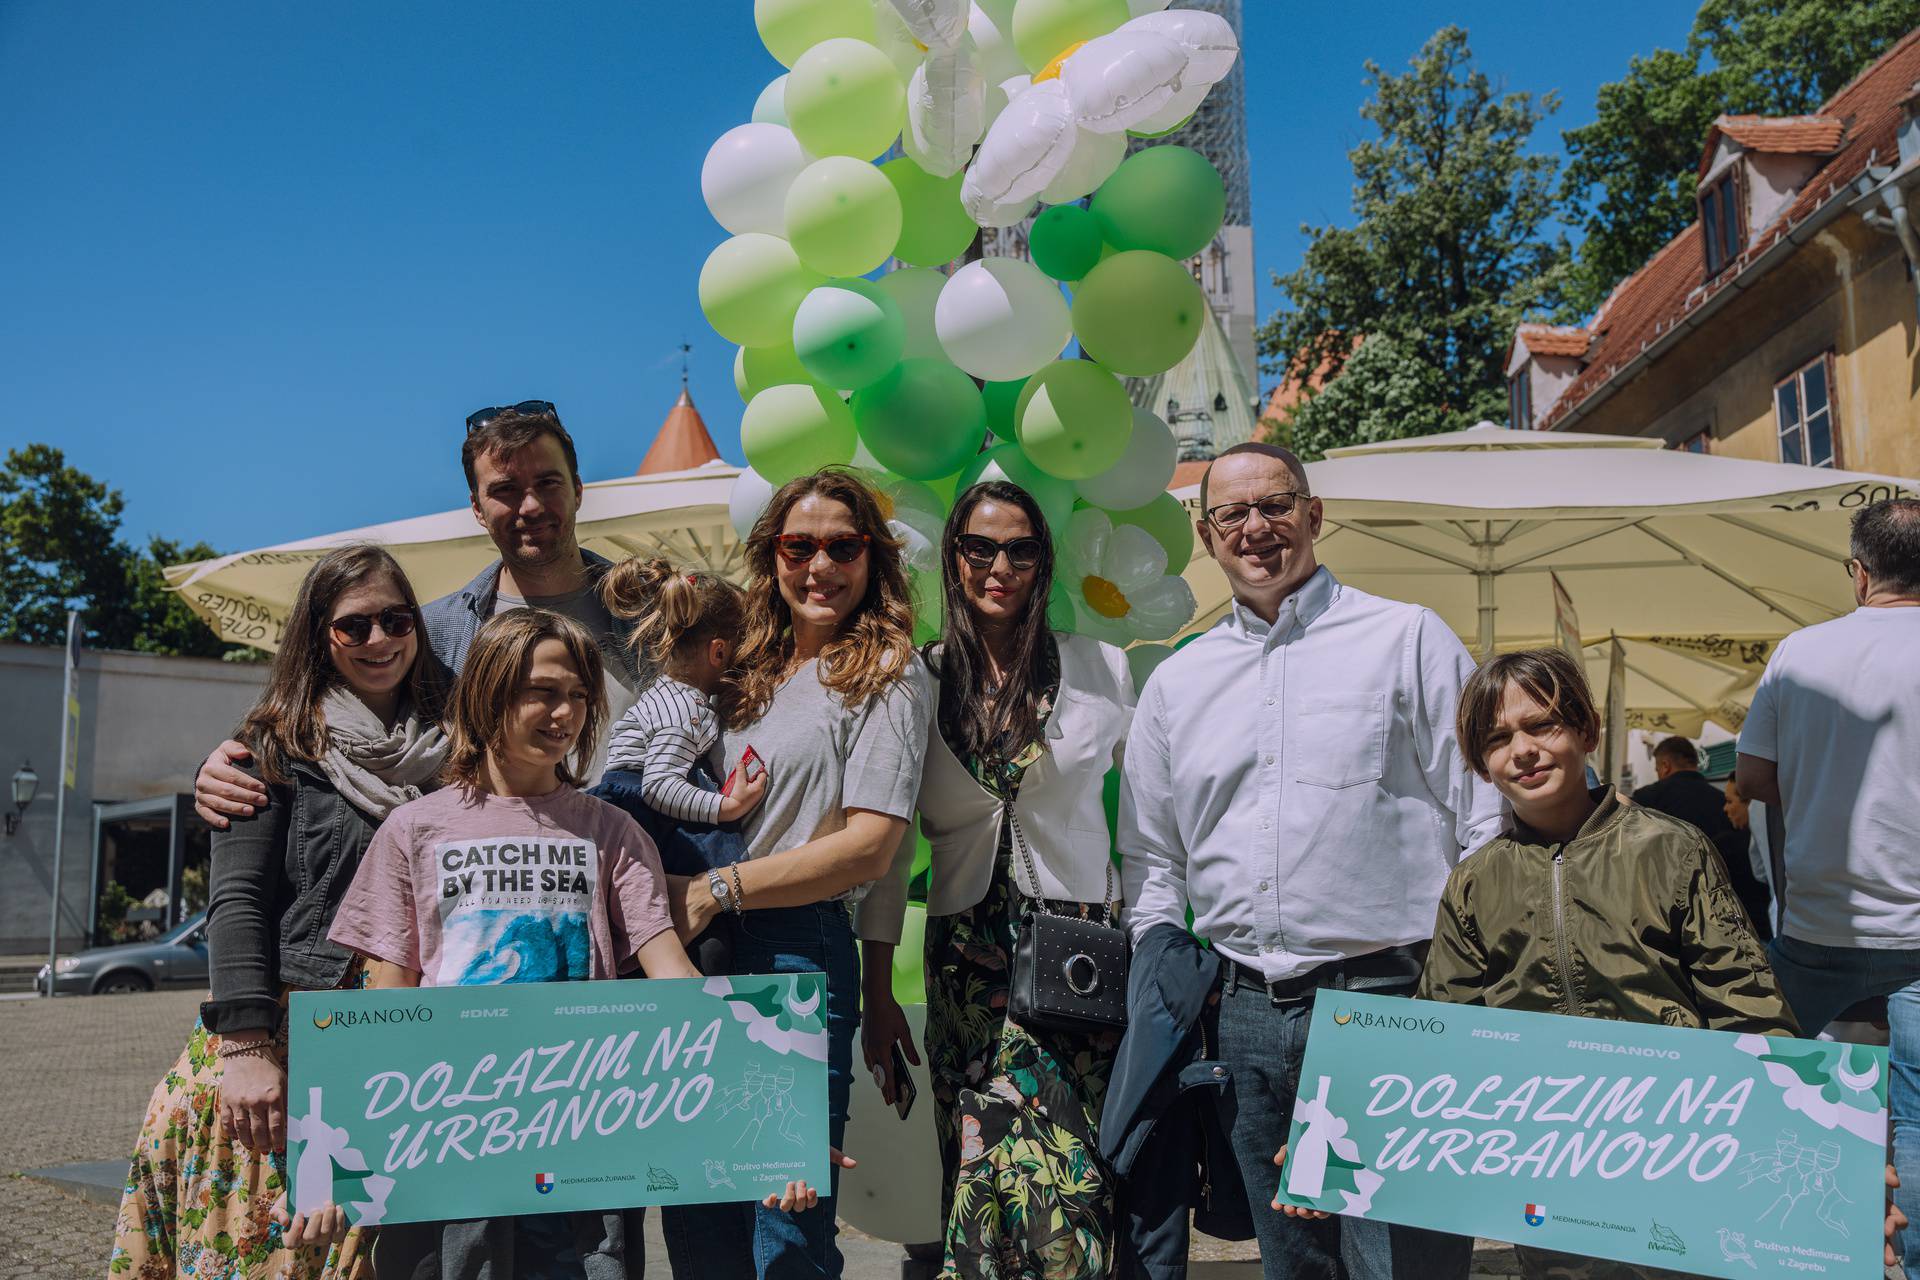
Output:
[{"xmin": 1476, "ymin": 540, "xmax": 1497, "ymax": 660}]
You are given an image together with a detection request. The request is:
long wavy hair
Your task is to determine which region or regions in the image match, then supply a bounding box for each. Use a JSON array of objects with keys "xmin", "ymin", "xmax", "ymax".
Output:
[
  {"xmin": 730, "ymin": 468, "xmax": 916, "ymax": 727},
  {"xmin": 937, "ymin": 481, "xmax": 1058, "ymax": 762},
  {"xmin": 237, "ymin": 545, "xmax": 440, "ymax": 785},
  {"xmin": 442, "ymin": 609, "xmax": 607, "ymax": 790}
]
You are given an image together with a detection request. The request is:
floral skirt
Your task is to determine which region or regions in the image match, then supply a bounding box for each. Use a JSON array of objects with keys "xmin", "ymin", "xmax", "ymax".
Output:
[
  {"xmin": 924, "ymin": 851, "xmax": 1121, "ymax": 1280},
  {"xmin": 109, "ymin": 986, "xmax": 371, "ymax": 1280}
]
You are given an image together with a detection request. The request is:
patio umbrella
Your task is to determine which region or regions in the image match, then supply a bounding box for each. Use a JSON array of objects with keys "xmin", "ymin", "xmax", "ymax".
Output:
[
  {"xmin": 164, "ymin": 461, "xmax": 743, "ymax": 651},
  {"xmin": 1173, "ymin": 423, "xmax": 1917, "ymax": 733}
]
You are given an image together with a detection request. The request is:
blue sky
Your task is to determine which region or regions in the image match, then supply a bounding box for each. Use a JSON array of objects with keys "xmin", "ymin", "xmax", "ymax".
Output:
[{"xmin": 0, "ymin": 1, "xmax": 1693, "ymax": 554}]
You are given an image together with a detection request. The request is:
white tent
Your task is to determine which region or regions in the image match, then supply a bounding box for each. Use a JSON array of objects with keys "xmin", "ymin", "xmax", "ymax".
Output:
[
  {"xmin": 1174, "ymin": 423, "xmax": 1917, "ymax": 733},
  {"xmin": 164, "ymin": 461, "xmax": 743, "ymax": 651}
]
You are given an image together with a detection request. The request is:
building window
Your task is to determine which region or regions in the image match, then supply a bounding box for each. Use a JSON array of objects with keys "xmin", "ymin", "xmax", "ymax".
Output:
[
  {"xmin": 1700, "ymin": 170, "xmax": 1743, "ymax": 276},
  {"xmin": 1508, "ymin": 370, "xmax": 1533, "ymax": 429},
  {"xmin": 1775, "ymin": 355, "xmax": 1836, "ymax": 467},
  {"xmin": 1672, "ymin": 430, "xmax": 1709, "ymax": 454}
]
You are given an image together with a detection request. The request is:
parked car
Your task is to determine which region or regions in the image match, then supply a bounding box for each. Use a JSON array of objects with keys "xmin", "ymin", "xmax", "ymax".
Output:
[{"xmin": 36, "ymin": 911, "xmax": 208, "ymax": 996}]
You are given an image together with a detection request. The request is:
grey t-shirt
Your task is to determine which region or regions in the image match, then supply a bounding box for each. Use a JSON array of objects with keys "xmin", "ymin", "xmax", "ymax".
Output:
[
  {"xmin": 721, "ymin": 657, "xmax": 933, "ymax": 900},
  {"xmin": 495, "ymin": 584, "xmax": 647, "ymax": 783}
]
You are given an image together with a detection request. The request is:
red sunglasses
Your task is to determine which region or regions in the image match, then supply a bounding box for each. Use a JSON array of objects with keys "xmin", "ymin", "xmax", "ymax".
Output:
[{"xmin": 773, "ymin": 533, "xmax": 870, "ymax": 566}]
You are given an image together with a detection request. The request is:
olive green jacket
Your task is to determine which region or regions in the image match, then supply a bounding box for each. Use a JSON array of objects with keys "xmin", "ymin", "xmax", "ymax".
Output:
[{"xmin": 1416, "ymin": 788, "xmax": 1799, "ymax": 1036}]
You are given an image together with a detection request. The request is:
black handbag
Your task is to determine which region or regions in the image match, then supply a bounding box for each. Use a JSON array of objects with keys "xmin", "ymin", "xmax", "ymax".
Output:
[{"xmin": 1004, "ymin": 804, "xmax": 1130, "ymax": 1034}]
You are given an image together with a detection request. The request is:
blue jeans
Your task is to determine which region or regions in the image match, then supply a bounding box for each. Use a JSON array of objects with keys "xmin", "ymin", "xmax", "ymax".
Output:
[
  {"xmin": 1767, "ymin": 933, "xmax": 1920, "ymax": 1278},
  {"xmin": 1209, "ymin": 964, "xmax": 1474, "ymax": 1280},
  {"xmin": 661, "ymin": 901, "xmax": 860, "ymax": 1280}
]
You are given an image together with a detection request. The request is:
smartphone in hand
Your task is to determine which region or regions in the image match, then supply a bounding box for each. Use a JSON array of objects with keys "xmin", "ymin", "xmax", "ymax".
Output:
[
  {"xmin": 888, "ymin": 1042, "xmax": 917, "ymax": 1121},
  {"xmin": 723, "ymin": 746, "xmax": 766, "ymax": 796}
]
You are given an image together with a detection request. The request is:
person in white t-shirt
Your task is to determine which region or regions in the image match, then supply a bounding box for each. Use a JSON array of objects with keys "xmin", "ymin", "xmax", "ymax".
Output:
[{"xmin": 1737, "ymin": 497, "xmax": 1920, "ymax": 1275}]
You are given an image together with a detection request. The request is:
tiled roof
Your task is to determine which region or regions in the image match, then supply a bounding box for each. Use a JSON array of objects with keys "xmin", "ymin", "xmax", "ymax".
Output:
[
  {"xmin": 1705, "ymin": 113, "xmax": 1846, "ymax": 167},
  {"xmin": 1512, "ymin": 324, "xmax": 1592, "ymax": 360},
  {"xmin": 1541, "ymin": 28, "xmax": 1920, "ymax": 431}
]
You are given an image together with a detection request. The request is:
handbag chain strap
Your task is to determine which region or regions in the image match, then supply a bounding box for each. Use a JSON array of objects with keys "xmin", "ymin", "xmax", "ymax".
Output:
[{"xmin": 1005, "ymin": 800, "xmax": 1117, "ymax": 922}]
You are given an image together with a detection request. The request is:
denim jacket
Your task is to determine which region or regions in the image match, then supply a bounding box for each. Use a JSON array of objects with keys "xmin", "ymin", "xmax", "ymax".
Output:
[
  {"xmin": 419, "ymin": 549, "xmax": 636, "ymax": 688},
  {"xmin": 200, "ymin": 760, "xmax": 382, "ymax": 1033}
]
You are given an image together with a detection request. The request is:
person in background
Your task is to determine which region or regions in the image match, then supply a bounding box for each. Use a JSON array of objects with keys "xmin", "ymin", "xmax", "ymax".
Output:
[
  {"xmin": 111, "ymin": 545, "xmax": 447, "ymax": 1280},
  {"xmin": 1737, "ymin": 497, "xmax": 1920, "ymax": 1277},
  {"xmin": 1630, "ymin": 736, "xmax": 1733, "ymax": 839},
  {"xmin": 192, "ymin": 402, "xmax": 646, "ymax": 827},
  {"xmin": 1722, "ymin": 774, "xmax": 1779, "ymax": 939},
  {"xmin": 858, "ymin": 481, "xmax": 1135, "ymax": 1280}
]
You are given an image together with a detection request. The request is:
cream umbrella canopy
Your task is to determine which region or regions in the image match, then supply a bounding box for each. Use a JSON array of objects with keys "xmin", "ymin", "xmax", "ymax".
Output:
[
  {"xmin": 1173, "ymin": 423, "xmax": 1917, "ymax": 732},
  {"xmin": 164, "ymin": 461, "xmax": 743, "ymax": 651}
]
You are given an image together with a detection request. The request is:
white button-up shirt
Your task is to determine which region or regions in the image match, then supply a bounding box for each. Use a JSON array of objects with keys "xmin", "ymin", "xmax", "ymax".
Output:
[{"xmin": 1119, "ymin": 568, "xmax": 1504, "ymax": 982}]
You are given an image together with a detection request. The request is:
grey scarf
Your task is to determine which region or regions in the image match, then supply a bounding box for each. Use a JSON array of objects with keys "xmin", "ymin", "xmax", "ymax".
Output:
[{"xmin": 318, "ymin": 686, "xmax": 448, "ymax": 819}]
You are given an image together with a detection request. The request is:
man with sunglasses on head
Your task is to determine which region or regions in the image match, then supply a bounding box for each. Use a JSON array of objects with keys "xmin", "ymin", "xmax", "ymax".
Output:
[
  {"xmin": 1116, "ymin": 442, "xmax": 1501, "ymax": 1280},
  {"xmin": 194, "ymin": 403, "xmax": 648, "ymax": 828}
]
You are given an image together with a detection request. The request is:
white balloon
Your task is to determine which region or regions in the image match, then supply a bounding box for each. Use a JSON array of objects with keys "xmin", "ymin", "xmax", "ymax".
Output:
[
  {"xmin": 729, "ymin": 467, "xmax": 778, "ymax": 542},
  {"xmin": 700, "ymin": 123, "xmax": 812, "ymax": 237},
  {"xmin": 1128, "ymin": 74, "xmax": 1206, "ymax": 135},
  {"xmin": 1122, "ymin": 8, "xmax": 1239, "ymax": 83},
  {"xmin": 752, "ymin": 75, "xmax": 790, "ymax": 126},
  {"xmin": 886, "ymin": 0, "xmax": 969, "ymax": 50},
  {"xmin": 961, "ymin": 78, "xmax": 1076, "ymax": 222},
  {"xmin": 1061, "ymin": 29, "xmax": 1187, "ymax": 133},
  {"xmin": 837, "ymin": 998, "xmax": 943, "ymax": 1242},
  {"xmin": 906, "ymin": 38, "xmax": 987, "ymax": 178},
  {"xmin": 1039, "ymin": 124, "xmax": 1126, "ymax": 202},
  {"xmin": 968, "ymin": 1, "xmax": 1026, "ymax": 84},
  {"xmin": 875, "ymin": 267, "xmax": 950, "ymax": 362},
  {"xmin": 1125, "ymin": 0, "xmax": 1170, "ymax": 13},
  {"xmin": 1075, "ymin": 406, "xmax": 1178, "ymax": 510},
  {"xmin": 934, "ymin": 256, "xmax": 1071, "ymax": 380},
  {"xmin": 869, "ymin": 0, "xmax": 926, "ymax": 80}
]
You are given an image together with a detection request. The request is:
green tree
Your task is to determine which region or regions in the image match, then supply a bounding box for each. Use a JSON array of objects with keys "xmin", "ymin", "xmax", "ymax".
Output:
[
  {"xmin": 0, "ymin": 445, "xmax": 253, "ymax": 658},
  {"xmin": 1263, "ymin": 333, "xmax": 1452, "ymax": 461},
  {"xmin": 1257, "ymin": 26, "xmax": 1571, "ymax": 453},
  {"xmin": 1562, "ymin": 0, "xmax": 1920, "ymax": 314}
]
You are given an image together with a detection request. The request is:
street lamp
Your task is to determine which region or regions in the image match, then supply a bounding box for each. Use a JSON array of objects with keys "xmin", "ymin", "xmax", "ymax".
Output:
[{"xmin": 7, "ymin": 761, "xmax": 37, "ymax": 837}]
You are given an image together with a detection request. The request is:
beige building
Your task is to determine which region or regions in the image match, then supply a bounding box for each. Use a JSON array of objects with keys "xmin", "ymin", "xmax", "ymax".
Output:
[{"xmin": 1506, "ymin": 29, "xmax": 1920, "ymax": 485}]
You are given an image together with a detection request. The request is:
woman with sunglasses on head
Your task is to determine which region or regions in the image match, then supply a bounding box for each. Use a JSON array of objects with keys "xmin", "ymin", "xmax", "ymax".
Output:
[
  {"xmin": 112, "ymin": 545, "xmax": 448, "ymax": 1280},
  {"xmin": 663, "ymin": 467, "xmax": 932, "ymax": 1280},
  {"xmin": 856, "ymin": 481, "xmax": 1136, "ymax": 1280}
]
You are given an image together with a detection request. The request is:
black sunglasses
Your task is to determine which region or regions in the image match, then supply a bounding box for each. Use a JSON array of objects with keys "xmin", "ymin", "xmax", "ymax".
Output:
[
  {"xmin": 774, "ymin": 533, "xmax": 870, "ymax": 565},
  {"xmin": 957, "ymin": 534, "xmax": 1044, "ymax": 571},
  {"xmin": 466, "ymin": 400, "xmax": 559, "ymax": 433},
  {"xmin": 329, "ymin": 606, "xmax": 418, "ymax": 647},
  {"xmin": 1205, "ymin": 491, "xmax": 1307, "ymax": 531}
]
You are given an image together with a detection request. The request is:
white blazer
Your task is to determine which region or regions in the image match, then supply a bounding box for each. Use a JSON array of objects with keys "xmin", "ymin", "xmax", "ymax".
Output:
[{"xmin": 855, "ymin": 631, "xmax": 1135, "ymax": 946}]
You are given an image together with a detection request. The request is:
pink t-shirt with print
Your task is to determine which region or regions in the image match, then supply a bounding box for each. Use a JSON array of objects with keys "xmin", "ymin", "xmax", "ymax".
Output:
[{"xmin": 329, "ymin": 784, "xmax": 674, "ymax": 987}]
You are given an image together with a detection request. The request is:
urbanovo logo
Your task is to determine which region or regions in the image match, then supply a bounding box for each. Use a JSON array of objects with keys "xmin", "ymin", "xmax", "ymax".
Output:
[
  {"xmin": 1330, "ymin": 1008, "xmax": 1445, "ymax": 1034},
  {"xmin": 311, "ymin": 1005, "xmax": 435, "ymax": 1031},
  {"xmin": 1523, "ymin": 1204, "xmax": 1547, "ymax": 1228}
]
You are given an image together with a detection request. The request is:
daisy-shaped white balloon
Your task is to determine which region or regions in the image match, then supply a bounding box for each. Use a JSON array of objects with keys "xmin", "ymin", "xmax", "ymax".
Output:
[{"xmin": 1062, "ymin": 507, "xmax": 1195, "ymax": 645}]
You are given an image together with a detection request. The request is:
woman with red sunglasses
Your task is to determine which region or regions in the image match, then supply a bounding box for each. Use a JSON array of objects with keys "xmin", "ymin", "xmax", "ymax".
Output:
[
  {"xmin": 661, "ymin": 467, "xmax": 931, "ymax": 1280},
  {"xmin": 112, "ymin": 544, "xmax": 447, "ymax": 1280}
]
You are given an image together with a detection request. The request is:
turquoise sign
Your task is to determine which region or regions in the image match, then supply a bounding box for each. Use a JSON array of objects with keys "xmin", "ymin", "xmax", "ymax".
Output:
[
  {"xmin": 1280, "ymin": 993, "xmax": 1888, "ymax": 1278},
  {"xmin": 287, "ymin": 974, "xmax": 829, "ymax": 1225}
]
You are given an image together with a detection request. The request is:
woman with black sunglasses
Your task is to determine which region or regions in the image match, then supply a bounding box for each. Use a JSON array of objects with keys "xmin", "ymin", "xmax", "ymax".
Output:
[
  {"xmin": 112, "ymin": 544, "xmax": 447, "ymax": 1280},
  {"xmin": 856, "ymin": 481, "xmax": 1137, "ymax": 1280}
]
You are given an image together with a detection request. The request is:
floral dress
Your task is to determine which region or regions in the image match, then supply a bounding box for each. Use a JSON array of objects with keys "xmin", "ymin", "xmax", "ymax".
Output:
[
  {"xmin": 925, "ymin": 635, "xmax": 1121, "ymax": 1280},
  {"xmin": 110, "ymin": 973, "xmax": 371, "ymax": 1280}
]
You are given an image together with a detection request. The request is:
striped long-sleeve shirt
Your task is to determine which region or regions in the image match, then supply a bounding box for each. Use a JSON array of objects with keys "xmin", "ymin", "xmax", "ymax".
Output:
[{"xmin": 605, "ymin": 676, "xmax": 724, "ymax": 825}]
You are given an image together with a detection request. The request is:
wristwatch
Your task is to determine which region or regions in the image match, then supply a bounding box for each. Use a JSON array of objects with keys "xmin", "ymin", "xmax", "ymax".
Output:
[{"xmin": 707, "ymin": 868, "xmax": 740, "ymax": 914}]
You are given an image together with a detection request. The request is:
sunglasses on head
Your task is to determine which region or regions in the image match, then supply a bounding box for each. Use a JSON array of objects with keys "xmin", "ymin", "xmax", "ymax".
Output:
[
  {"xmin": 773, "ymin": 533, "xmax": 871, "ymax": 566},
  {"xmin": 956, "ymin": 534, "xmax": 1044, "ymax": 571},
  {"xmin": 465, "ymin": 400, "xmax": 559, "ymax": 433},
  {"xmin": 329, "ymin": 606, "xmax": 418, "ymax": 647}
]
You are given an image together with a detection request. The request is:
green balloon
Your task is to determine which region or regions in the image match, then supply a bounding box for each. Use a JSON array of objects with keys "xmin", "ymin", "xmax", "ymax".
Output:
[
  {"xmin": 736, "ymin": 340, "xmax": 816, "ymax": 402},
  {"xmin": 924, "ymin": 468, "xmax": 965, "ymax": 507},
  {"xmin": 785, "ymin": 37, "xmax": 906, "ymax": 161},
  {"xmin": 891, "ymin": 900, "xmax": 929, "ymax": 1002},
  {"xmin": 1029, "ymin": 204, "xmax": 1105, "ymax": 281},
  {"xmin": 742, "ymin": 383, "xmax": 857, "ymax": 484},
  {"xmin": 1071, "ymin": 250, "xmax": 1205, "ymax": 376},
  {"xmin": 699, "ymin": 233, "xmax": 826, "ymax": 348},
  {"xmin": 785, "ymin": 156, "xmax": 903, "ymax": 277},
  {"xmin": 883, "ymin": 158, "xmax": 978, "ymax": 268},
  {"xmin": 1091, "ymin": 145, "xmax": 1226, "ymax": 261},
  {"xmin": 1111, "ymin": 490, "xmax": 1194, "ymax": 573},
  {"xmin": 981, "ymin": 378, "xmax": 1026, "ymax": 439},
  {"xmin": 853, "ymin": 359, "xmax": 988, "ymax": 480},
  {"xmin": 959, "ymin": 442, "xmax": 1078, "ymax": 534},
  {"xmin": 792, "ymin": 278, "xmax": 905, "ymax": 390},
  {"xmin": 755, "ymin": 0, "xmax": 875, "ymax": 69},
  {"xmin": 1009, "ymin": 0, "xmax": 1129, "ymax": 72},
  {"xmin": 1015, "ymin": 360, "xmax": 1133, "ymax": 480}
]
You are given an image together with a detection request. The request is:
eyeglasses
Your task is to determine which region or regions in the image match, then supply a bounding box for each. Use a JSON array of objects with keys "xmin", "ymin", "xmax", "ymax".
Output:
[
  {"xmin": 957, "ymin": 534, "xmax": 1044, "ymax": 571},
  {"xmin": 1843, "ymin": 557, "xmax": 1862, "ymax": 578},
  {"xmin": 773, "ymin": 533, "xmax": 871, "ymax": 566},
  {"xmin": 1205, "ymin": 491, "xmax": 1307, "ymax": 531},
  {"xmin": 329, "ymin": 606, "xmax": 418, "ymax": 647},
  {"xmin": 466, "ymin": 400, "xmax": 559, "ymax": 433}
]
